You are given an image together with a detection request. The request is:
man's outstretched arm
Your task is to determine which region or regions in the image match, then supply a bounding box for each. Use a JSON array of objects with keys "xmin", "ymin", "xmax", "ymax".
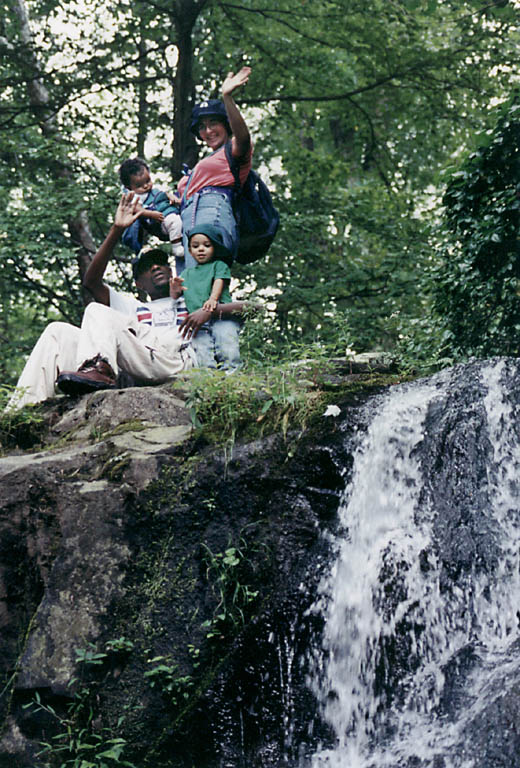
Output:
[
  {"xmin": 179, "ymin": 301, "xmax": 256, "ymax": 339},
  {"xmin": 83, "ymin": 194, "xmax": 142, "ymax": 305}
]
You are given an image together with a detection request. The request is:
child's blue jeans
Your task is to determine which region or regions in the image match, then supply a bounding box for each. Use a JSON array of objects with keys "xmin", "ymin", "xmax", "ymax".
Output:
[{"xmin": 192, "ymin": 317, "xmax": 241, "ymax": 370}]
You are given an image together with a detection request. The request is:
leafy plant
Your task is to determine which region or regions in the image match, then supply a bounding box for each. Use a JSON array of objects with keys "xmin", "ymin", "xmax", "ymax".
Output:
[
  {"xmin": 143, "ymin": 654, "xmax": 196, "ymax": 707},
  {"xmin": 105, "ymin": 637, "xmax": 135, "ymax": 654},
  {"xmin": 23, "ymin": 642, "xmax": 138, "ymax": 768},
  {"xmin": 32, "ymin": 690, "xmax": 134, "ymax": 768},
  {"xmin": 0, "ymin": 386, "xmax": 47, "ymax": 453},
  {"xmin": 201, "ymin": 537, "xmax": 260, "ymax": 639},
  {"xmin": 74, "ymin": 643, "xmax": 108, "ymax": 666},
  {"xmin": 180, "ymin": 355, "xmax": 328, "ymax": 454}
]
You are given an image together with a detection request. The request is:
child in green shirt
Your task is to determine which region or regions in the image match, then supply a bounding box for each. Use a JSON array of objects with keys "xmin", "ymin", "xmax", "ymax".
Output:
[{"xmin": 170, "ymin": 225, "xmax": 241, "ymax": 369}]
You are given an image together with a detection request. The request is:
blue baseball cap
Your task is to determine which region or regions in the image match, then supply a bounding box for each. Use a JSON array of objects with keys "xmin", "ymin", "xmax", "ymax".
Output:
[{"xmin": 189, "ymin": 100, "xmax": 231, "ymax": 137}]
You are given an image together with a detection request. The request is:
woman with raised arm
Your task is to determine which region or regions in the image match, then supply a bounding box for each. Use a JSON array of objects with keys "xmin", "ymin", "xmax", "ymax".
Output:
[{"xmin": 177, "ymin": 66, "xmax": 252, "ymax": 274}]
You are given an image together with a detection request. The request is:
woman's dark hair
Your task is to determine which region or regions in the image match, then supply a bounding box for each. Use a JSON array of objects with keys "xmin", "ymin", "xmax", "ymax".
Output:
[{"xmin": 119, "ymin": 157, "xmax": 150, "ymax": 188}]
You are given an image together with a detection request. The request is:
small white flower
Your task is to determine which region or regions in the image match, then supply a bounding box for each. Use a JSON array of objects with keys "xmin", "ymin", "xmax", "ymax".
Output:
[{"xmin": 323, "ymin": 405, "xmax": 341, "ymax": 418}]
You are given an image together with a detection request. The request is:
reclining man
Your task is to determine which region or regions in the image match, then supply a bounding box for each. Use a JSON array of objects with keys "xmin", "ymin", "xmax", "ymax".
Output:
[{"xmin": 8, "ymin": 194, "xmax": 243, "ymax": 410}]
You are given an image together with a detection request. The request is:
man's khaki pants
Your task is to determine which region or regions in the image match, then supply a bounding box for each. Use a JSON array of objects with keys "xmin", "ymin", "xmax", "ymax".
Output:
[{"xmin": 8, "ymin": 303, "xmax": 194, "ymax": 410}]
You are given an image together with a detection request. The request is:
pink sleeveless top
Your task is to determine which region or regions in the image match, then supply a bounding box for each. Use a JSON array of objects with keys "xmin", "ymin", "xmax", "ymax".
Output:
[{"xmin": 178, "ymin": 144, "xmax": 253, "ymax": 200}]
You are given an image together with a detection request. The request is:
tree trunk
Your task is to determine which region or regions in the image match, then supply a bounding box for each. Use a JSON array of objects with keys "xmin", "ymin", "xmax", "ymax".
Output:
[
  {"xmin": 171, "ymin": 0, "xmax": 209, "ymax": 179},
  {"xmin": 136, "ymin": 33, "xmax": 148, "ymax": 158},
  {"xmin": 10, "ymin": 0, "xmax": 97, "ymax": 303}
]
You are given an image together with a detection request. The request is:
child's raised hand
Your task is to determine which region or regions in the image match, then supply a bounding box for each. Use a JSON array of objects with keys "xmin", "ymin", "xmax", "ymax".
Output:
[
  {"xmin": 169, "ymin": 276, "xmax": 184, "ymax": 299},
  {"xmin": 202, "ymin": 298, "xmax": 218, "ymax": 312}
]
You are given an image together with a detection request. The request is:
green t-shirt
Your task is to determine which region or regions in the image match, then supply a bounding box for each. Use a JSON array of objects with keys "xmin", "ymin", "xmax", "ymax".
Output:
[{"xmin": 181, "ymin": 260, "xmax": 232, "ymax": 314}]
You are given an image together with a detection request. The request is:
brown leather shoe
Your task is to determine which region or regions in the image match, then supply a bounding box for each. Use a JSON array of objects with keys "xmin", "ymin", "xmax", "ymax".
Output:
[{"xmin": 56, "ymin": 355, "xmax": 117, "ymax": 396}]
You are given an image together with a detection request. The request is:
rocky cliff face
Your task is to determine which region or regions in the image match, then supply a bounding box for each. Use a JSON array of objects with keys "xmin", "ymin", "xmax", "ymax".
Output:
[
  {"xmin": 0, "ymin": 374, "xmax": 368, "ymax": 767},
  {"xmin": 6, "ymin": 358, "xmax": 520, "ymax": 768}
]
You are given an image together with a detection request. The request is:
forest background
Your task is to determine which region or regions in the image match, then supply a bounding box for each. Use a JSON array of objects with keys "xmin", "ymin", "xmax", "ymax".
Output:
[{"xmin": 1, "ymin": 0, "xmax": 520, "ymax": 386}]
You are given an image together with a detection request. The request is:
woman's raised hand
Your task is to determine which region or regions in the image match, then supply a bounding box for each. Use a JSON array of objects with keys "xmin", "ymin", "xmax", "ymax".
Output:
[{"xmin": 222, "ymin": 66, "xmax": 251, "ymax": 97}]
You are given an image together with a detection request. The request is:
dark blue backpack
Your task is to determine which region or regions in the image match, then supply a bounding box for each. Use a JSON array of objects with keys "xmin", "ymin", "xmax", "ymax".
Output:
[{"xmin": 224, "ymin": 142, "xmax": 280, "ymax": 265}]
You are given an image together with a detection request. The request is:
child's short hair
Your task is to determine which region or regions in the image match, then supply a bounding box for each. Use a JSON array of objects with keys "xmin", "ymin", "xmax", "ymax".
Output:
[{"xmin": 119, "ymin": 157, "xmax": 150, "ymax": 188}]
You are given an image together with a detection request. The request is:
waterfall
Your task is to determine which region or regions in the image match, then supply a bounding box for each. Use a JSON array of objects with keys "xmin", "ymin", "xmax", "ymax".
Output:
[{"xmin": 305, "ymin": 360, "xmax": 520, "ymax": 768}]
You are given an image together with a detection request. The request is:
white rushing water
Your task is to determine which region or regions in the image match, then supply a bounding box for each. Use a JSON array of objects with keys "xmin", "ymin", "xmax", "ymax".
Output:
[{"xmin": 306, "ymin": 361, "xmax": 520, "ymax": 768}]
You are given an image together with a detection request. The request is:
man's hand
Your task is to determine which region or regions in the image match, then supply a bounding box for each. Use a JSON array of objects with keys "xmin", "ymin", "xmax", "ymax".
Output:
[
  {"xmin": 170, "ymin": 276, "xmax": 184, "ymax": 299},
  {"xmin": 114, "ymin": 193, "xmax": 144, "ymax": 229},
  {"xmin": 84, "ymin": 193, "xmax": 143, "ymax": 305},
  {"xmin": 179, "ymin": 308, "xmax": 212, "ymax": 339}
]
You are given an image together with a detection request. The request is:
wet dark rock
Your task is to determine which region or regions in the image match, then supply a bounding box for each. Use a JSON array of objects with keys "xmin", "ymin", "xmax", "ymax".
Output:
[
  {"xmin": 438, "ymin": 643, "xmax": 481, "ymax": 717},
  {"xmin": 0, "ymin": 377, "xmax": 364, "ymax": 766},
  {"xmin": 463, "ymin": 676, "xmax": 520, "ymax": 768},
  {"xmin": 2, "ymin": 359, "xmax": 520, "ymax": 767}
]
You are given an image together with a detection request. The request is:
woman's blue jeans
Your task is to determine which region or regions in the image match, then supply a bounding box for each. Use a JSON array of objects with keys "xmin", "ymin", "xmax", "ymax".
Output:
[{"xmin": 178, "ymin": 188, "xmax": 237, "ymax": 274}]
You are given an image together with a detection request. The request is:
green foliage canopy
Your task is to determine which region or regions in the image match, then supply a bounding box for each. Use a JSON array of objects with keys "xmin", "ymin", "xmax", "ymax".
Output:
[
  {"xmin": 433, "ymin": 96, "xmax": 520, "ymax": 359},
  {"xmin": 1, "ymin": 0, "xmax": 520, "ymax": 380}
]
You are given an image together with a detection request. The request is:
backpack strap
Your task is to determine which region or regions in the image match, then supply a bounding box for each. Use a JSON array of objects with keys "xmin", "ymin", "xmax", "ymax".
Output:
[
  {"xmin": 224, "ymin": 140, "xmax": 242, "ymax": 200},
  {"xmin": 180, "ymin": 169, "xmax": 194, "ymax": 211},
  {"xmin": 144, "ymin": 188, "xmax": 163, "ymax": 210},
  {"xmin": 181, "ymin": 145, "xmax": 230, "ymax": 211}
]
